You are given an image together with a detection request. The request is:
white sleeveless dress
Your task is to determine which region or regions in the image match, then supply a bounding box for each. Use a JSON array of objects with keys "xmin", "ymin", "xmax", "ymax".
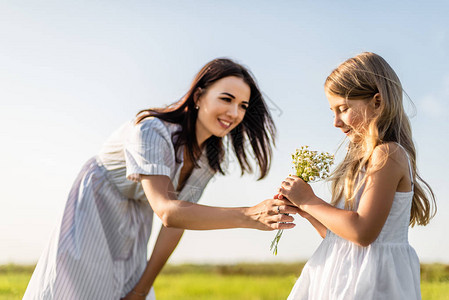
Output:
[{"xmin": 288, "ymin": 158, "xmax": 421, "ymax": 299}]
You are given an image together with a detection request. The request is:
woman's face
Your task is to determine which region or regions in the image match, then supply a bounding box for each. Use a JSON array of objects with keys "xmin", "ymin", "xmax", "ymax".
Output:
[
  {"xmin": 195, "ymin": 76, "xmax": 251, "ymax": 144},
  {"xmin": 327, "ymin": 92, "xmax": 376, "ymax": 143}
]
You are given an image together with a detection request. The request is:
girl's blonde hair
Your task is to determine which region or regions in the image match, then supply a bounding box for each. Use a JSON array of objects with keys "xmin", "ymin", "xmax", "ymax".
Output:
[{"xmin": 325, "ymin": 52, "xmax": 436, "ymax": 226}]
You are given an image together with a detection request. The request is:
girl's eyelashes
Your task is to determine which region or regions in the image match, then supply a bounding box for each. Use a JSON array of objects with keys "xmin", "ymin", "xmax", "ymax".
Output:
[
  {"xmin": 339, "ymin": 106, "xmax": 348, "ymax": 113},
  {"xmin": 241, "ymin": 104, "xmax": 248, "ymax": 110}
]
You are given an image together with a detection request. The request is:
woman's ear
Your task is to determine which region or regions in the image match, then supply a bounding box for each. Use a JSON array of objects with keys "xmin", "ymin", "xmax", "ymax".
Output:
[
  {"xmin": 193, "ymin": 87, "xmax": 203, "ymax": 107},
  {"xmin": 373, "ymin": 93, "xmax": 382, "ymax": 109}
]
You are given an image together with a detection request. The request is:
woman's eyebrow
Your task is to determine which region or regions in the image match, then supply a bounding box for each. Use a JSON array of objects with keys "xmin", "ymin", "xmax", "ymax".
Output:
[
  {"xmin": 221, "ymin": 92, "xmax": 249, "ymax": 104},
  {"xmin": 220, "ymin": 92, "xmax": 235, "ymax": 99}
]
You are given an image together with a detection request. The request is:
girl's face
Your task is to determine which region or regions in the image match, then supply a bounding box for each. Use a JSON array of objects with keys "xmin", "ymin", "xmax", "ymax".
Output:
[
  {"xmin": 195, "ymin": 76, "xmax": 251, "ymax": 144},
  {"xmin": 327, "ymin": 92, "xmax": 377, "ymax": 143}
]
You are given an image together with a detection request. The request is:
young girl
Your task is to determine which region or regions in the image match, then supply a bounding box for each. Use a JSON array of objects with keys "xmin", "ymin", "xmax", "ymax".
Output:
[
  {"xmin": 24, "ymin": 58, "xmax": 299, "ymax": 300},
  {"xmin": 278, "ymin": 52, "xmax": 436, "ymax": 299}
]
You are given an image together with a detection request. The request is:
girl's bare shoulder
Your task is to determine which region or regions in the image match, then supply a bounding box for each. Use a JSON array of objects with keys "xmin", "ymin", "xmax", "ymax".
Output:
[{"xmin": 371, "ymin": 142, "xmax": 409, "ymax": 174}]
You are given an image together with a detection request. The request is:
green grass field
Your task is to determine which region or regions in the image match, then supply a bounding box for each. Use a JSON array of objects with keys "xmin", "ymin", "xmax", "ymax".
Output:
[{"xmin": 1, "ymin": 263, "xmax": 448, "ymax": 299}]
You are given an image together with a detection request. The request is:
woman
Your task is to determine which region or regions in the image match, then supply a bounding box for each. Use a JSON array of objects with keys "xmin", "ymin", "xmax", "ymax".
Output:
[{"xmin": 24, "ymin": 58, "xmax": 299, "ymax": 300}]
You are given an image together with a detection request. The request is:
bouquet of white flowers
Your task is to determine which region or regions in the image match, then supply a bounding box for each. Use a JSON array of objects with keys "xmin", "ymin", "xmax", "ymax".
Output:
[{"xmin": 270, "ymin": 146, "xmax": 334, "ymax": 255}]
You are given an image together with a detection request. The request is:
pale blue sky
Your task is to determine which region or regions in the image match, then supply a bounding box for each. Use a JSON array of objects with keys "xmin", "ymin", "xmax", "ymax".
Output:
[{"xmin": 1, "ymin": 1, "xmax": 448, "ymax": 264}]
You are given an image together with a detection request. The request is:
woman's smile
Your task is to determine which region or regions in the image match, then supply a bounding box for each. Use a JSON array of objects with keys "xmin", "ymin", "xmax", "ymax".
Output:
[{"xmin": 218, "ymin": 118, "xmax": 233, "ymax": 129}]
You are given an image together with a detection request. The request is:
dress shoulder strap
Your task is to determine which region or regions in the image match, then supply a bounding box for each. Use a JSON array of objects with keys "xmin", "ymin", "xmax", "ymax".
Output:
[{"xmin": 395, "ymin": 143, "xmax": 414, "ymax": 188}]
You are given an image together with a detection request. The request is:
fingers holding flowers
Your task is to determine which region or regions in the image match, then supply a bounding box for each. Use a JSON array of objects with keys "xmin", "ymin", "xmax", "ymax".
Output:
[
  {"xmin": 268, "ymin": 198, "xmax": 299, "ymax": 230},
  {"xmin": 247, "ymin": 198, "xmax": 300, "ymax": 231},
  {"xmin": 278, "ymin": 175, "xmax": 316, "ymax": 208}
]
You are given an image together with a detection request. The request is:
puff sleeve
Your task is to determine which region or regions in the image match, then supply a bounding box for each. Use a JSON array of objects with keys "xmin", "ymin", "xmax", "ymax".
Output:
[{"xmin": 124, "ymin": 118, "xmax": 176, "ymax": 182}]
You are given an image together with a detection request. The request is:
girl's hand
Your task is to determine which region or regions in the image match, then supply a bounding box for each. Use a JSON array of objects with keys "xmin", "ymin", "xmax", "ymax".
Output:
[
  {"xmin": 278, "ymin": 175, "xmax": 317, "ymax": 208},
  {"xmin": 245, "ymin": 197, "xmax": 300, "ymax": 231}
]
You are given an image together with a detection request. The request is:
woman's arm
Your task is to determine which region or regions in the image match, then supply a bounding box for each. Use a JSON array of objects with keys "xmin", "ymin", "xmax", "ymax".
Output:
[
  {"xmin": 122, "ymin": 174, "xmax": 300, "ymax": 298},
  {"xmin": 279, "ymin": 144, "xmax": 409, "ymax": 246},
  {"xmin": 141, "ymin": 174, "xmax": 301, "ymax": 231},
  {"xmin": 121, "ymin": 174, "xmax": 300, "ymax": 299},
  {"xmin": 122, "ymin": 226, "xmax": 184, "ymax": 299}
]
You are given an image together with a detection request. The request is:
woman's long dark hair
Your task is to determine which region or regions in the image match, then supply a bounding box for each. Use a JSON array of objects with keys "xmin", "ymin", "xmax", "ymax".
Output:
[{"xmin": 135, "ymin": 58, "xmax": 276, "ymax": 180}]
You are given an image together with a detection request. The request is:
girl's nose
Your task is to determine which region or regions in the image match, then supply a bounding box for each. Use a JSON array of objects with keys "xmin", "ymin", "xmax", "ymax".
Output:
[{"xmin": 333, "ymin": 116, "xmax": 343, "ymax": 128}]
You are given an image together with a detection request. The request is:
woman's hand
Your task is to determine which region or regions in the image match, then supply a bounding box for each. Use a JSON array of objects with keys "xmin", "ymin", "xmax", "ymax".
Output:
[
  {"xmin": 275, "ymin": 193, "xmax": 312, "ymax": 220},
  {"xmin": 245, "ymin": 197, "xmax": 300, "ymax": 231},
  {"xmin": 278, "ymin": 175, "xmax": 317, "ymax": 208}
]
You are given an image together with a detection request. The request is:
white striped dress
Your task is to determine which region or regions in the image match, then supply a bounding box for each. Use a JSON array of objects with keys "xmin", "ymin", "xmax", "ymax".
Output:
[{"xmin": 24, "ymin": 117, "xmax": 215, "ymax": 300}]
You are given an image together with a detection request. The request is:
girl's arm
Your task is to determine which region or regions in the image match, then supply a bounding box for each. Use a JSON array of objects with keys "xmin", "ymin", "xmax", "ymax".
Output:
[
  {"xmin": 122, "ymin": 226, "xmax": 184, "ymax": 299},
  {"xmin": 140, "ymin": 174, "xmax": 301, "ymax": 231},
  {"xmin": 279, "ymin": 143, "xmax": 409, "ymax": 246},
  {"xmin": 302, "ymin": 212, "xmax": 327, "ymax": 239}
]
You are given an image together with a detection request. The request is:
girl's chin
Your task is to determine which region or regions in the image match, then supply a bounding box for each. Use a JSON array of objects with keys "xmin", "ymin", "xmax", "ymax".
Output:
[{"xmin": 348, "ymin": 135, "xmax": 363, "ymax": 143}]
